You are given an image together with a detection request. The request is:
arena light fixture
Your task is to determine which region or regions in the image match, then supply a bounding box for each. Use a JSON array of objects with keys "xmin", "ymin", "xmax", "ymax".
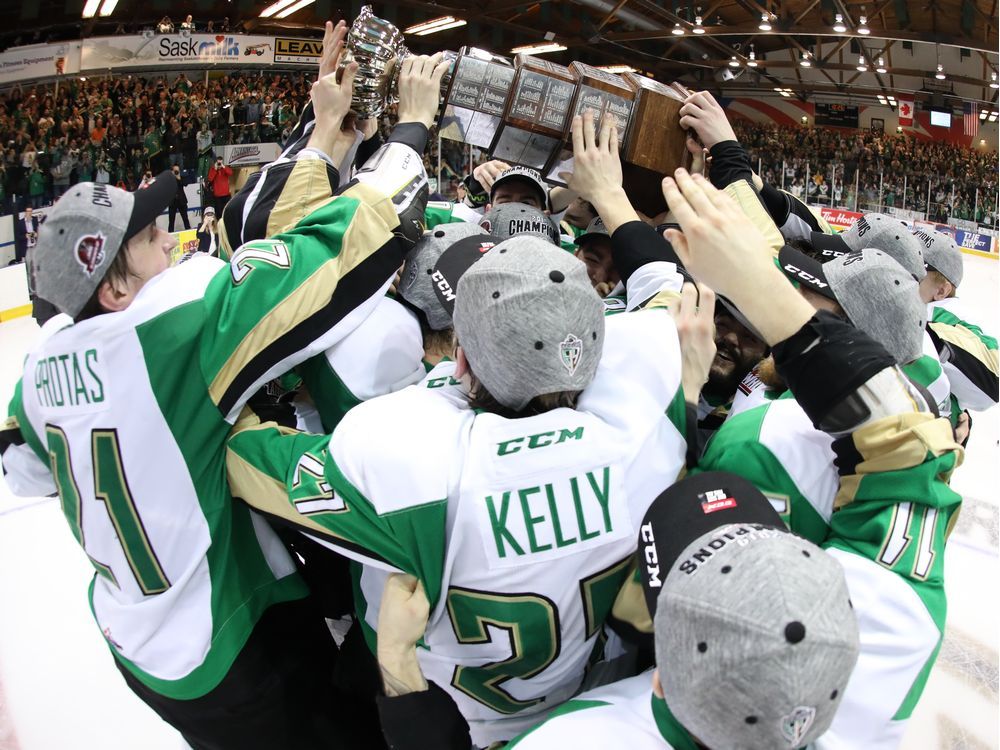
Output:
[
  {"xmin": 275, "ymin": 0, "xmax": 316, "ymax": 18},
  {"xmin": 876, "ymin": 57, "xmax": 887, "ymax": 73},
  {"xmin": 672, "ymin": 22, "xmax": 685, "ymax": 35},
  {"xmin": 729, "ymin": 55, "xmax": 740, "ymax": 67},
  {"xmin": 98, "ymin": 0, "xmax": 119, "ymax": 16},
  {"xmin": 856, "ymin": 55, "xmax": 868, "ymax": 72},
  {"xmin": 511, "ymin": 42, "xmax": 567, "ymax": 54},
  {"xmin": 877, "ymin": 94, "xmax": 887, "ymax": 103},
  {"xmin": 800, "ymin": 52, "xmax": 811, "ymax": 67},
  {"xmin": 991, "ymin": 72, "xmax": 999, "ymax": 89},
  {"xmin": 980, "ymin": 110, "xmax": 989, "ymax": 120},
  {"xmin": 747, "ymin": 49, "xmax": 758, "ymax": 67},
  {"xmin": 405, "ymin": 16, "xmax": 467, "ymax": 35},
  {"xmin": 857, "ymin": 16, "xmax": 870, "ymax": 34},
  {"xmin": 597, "ymin": 64, "xmax": 637, "ymax": 73},
  {"xmin": 82, "ymin": 0, "xmax": 102, "ymax": 18},
  {"xmin": 693, "ymin": 16, "xmax": 706, "ymax": 33},
  {"xmin": 259, "ymin": 0, "xmax": 301, "ymax": 18},
  {"xmin": 989, "ymin": 111, "xmax": 999, "ymax": 122},
  {"xmin": 832, "ymin": 14, "xmax": 847, "ymax": 33},
  {"xmin": 935, "ymin": 63, "xmax": 945, "ymax": 80},
  {"xmin": 773, "ymin": 87, "xmax": 793, "ymax": 97},
  {"xmin": 758, "ymin": 13, "xmax": 772, "ymax": 31}
]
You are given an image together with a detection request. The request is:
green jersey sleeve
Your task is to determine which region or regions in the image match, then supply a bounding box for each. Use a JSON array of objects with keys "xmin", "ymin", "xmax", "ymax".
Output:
[
  {"xmin": 226, "ymin": 416, "xmax": 449, "ymax": 609},
  {"xmin": 200, "ymin": 182, "xmax": 411, "ymax": 421}
]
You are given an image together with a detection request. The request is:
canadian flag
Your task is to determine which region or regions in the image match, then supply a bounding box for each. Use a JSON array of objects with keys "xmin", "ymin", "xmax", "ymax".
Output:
[{"xmin": 898, "ymin": 98, "xmax": 914, "ymax": 127}]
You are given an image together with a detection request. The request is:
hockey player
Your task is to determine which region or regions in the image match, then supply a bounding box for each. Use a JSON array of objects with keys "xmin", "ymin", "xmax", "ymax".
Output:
[
  {"xmin": 916, "ymin": 228, "xmax": 999, "ymax": 420},
  {"xmin": 0, "ymin": 23, "xmax": 441, "ymax": 750},
  {"xmin": 223, "ymin": 113, "xmax": 708, "ymax": 745},
  {"xmin": 697, "ymin": 244, "xmax": 959, "ymax": 748}
]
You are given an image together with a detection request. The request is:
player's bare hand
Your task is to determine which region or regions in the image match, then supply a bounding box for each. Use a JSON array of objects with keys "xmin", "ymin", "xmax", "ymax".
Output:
[
  {"xmin": 378, "ymin": 574, "xmax": 430, "ymax": 656},
  {"xmin": 309, "ymin": 54, "xmax": 358, "ymax": 139},
  {"xmin": 671, "ymin": 282, "xmax": 717, "ymax": 404},
  {"xmin": 662, "ymin": 170, "xmax": 773, "ymax": 301},
  {"xmin": 560, "ymin": 109, "xmax": 623, "ymax": 203},
  {"xmin": 473, "ymin": 159, "xmax": 511, "ymax": 192},
  {"xmin": 686, "ymin": 136, "xmax": 707, "ymax": 177},
  {"xmin": 397, "ymin": 53, "xmax": 451, "ymax": 129},
  {"xmin": 679, "ymin": 91, "xmax": 737, "ymax": 150},
  {"xmin": 317, "ymin": 20, "xmax": 348, "ymax": 81}
]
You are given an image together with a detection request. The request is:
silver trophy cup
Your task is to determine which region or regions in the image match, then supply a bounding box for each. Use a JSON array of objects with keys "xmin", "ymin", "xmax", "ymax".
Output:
[{"xmin": 341, "ymin": 6, "xmax": 456, "ymax": 118}]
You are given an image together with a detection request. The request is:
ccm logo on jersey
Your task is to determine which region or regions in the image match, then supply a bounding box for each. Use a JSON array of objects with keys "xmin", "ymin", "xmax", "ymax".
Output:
[{"xmin": 782, "ymin": 263, "xmax": 828, "ymax": 289}]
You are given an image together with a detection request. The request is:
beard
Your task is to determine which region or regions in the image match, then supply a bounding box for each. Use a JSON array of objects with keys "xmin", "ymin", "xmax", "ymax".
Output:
[
  {"xmin": 705, "ymin": 340, "xmax": 754, "ymax": 401},
  {"xmin": 755, "ymin": 355, "xmax": 787, "ymax": 391}
]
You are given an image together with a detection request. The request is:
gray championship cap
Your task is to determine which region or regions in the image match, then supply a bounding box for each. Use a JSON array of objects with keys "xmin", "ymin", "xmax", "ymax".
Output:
[
  {"xmin": 32, "ymin": 173, "xmax": 177, "ymax": 317},
  {"xmin": 639, "ymin": 472, "xmax": 859, "ymax": 750},
  {"xmin": 779, "ymin": 245, "xmax": 926, "ymax": 364},
  {"xmin": 398, "ymin": 222, "xmax": 490, "ymax": 331},
  {"xmin": 438, "ymin": 235, "xmax": 605, "ymax": 411},
  {"xmin": 809, "ymin": 212, "xmax": 925, "ymax": 280},
  {"xmin": 489, "ymin": 165, "xmax": 548, "ymax": 208},
  {"xmin": 480, "ymin": 202, "xmax": 560, "ymax": 246},
  {"xmin": 913, "ymin": 228, "xmax": 963, "ymax": 288},
  {"xmin": 574, "ymin": 216, "xmax": 611, "ymax": 247}
]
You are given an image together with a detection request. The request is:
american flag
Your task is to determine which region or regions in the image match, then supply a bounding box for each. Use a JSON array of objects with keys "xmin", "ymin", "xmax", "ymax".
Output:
[{"xmin": 964, "ymin": 101, "xmax": 980, "ymax": 137}]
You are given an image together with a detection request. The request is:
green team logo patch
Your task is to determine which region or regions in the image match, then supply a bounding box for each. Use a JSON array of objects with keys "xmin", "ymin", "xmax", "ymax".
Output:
[{"xmin": 559, "ymin": 334, "xmax": 583, "ymax": 375}]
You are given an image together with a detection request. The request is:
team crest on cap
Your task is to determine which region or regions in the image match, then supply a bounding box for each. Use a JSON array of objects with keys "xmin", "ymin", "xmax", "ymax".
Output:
[
  {"xmin": 75, "ymin": 232, "xmax": 107, "ymax": 276},
  {"xmin": 780, "ymin": 706, "xmax": 816, "ymax": 746},
  {"xmin": 559, "ymin": 333, "xmax": 583, "ymax": 374}
]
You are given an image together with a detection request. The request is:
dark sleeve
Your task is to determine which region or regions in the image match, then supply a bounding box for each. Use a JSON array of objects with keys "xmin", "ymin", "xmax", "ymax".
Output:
[
  {"xmin": 355, "ymin": 131, "xmax": 385, "ymax": 168},
  {"xmin": 707, "ymin": 140, "xmax": 755, "ymax": 190},
  {"xmin": 610, "ymin": 220, "xmax": 682, "ymax": 283},
  {"xmin": 386, "ymin": 122, "xmax": 430, "ymax": 157},
  {"xmin": 759, "ymin": 182, "xmax": 792, "ymax": 227},
  {"xmin": 376, "ymin": 681, "xmax": 473, "ymax": 750}
]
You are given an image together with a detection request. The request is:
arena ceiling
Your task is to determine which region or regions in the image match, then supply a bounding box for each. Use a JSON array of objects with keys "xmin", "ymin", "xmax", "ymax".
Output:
[{"xmin": 2, "ymin": 0, "xmax": 997, "ymax": 107}]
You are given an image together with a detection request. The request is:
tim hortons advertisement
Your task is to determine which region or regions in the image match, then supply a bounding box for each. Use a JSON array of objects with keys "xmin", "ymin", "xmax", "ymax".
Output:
[
  {"xmin": 81, "ymin": 34, "xmax": 276, "ymax": 70},
  {"xmin": 819, "ymin": 207, "xmax": 863, "ymax": 232}
]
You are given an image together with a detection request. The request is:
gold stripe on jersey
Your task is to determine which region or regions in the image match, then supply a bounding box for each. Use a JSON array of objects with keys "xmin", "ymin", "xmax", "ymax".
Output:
[
  {"xmin": 208, "ymin": 185, "xmax": 400, "ymax": 409},
  {"xmin": 834, "ymin": 414, "xmax": 962, "ymax": 511},
  {"xmin": 610, "ymin": 567, "xmax": 653, "ymax": 635},
  {"xmin": 266, "ymin": 158, "xmax": 337, "ymax": 239},
  {"xmin": 722, "ymin": 181, "xmax": 784, "ymax": 256},
  {"xmin": 928, "ymin": 320, "xmax": 1000, "ymax": 376},
  {"xmin": 226, "ymin": 420, "xmax": 343, "ymax": 538}
]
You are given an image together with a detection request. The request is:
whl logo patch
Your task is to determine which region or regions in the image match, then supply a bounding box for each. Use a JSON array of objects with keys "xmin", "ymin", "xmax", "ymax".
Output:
[
  {"xmin": 699, "ymin": 488, "xmax": 736, "ymax": 514},
  {"xmin": 75, "ymin": 233, "xmax": 107, "ymax": 276},
  {"xmin": 559, "ymin": 333, "xmax": 583, "ymax": 374}
]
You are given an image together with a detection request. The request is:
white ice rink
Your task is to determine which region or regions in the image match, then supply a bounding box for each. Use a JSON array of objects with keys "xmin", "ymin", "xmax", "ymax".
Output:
[{"xmin": 0, "ymin": 256, "xmax": 996, "ymax": 749}]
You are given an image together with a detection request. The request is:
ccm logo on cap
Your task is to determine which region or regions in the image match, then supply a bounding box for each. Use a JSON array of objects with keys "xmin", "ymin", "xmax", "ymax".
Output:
[
  {"xmin": 783, "ymin": 263, "xmax": 828, "ymax": 289},
  {"xmin": 699, "ymin": 488, "xmax": 737, "ymax": 514},
  {"xmin": 75, "ymin": 233, "xmax": 107, "ymax": 277},
  {"xmin": 639, "ymin": 521, "xmax": 661, "ymax": 589},
  {"xmin": 431, "ymin": 270, "xmax": 455, "ymax": 302}
]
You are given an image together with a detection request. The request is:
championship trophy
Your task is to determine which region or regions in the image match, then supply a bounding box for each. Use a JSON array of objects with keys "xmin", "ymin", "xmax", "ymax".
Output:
[{"xmin": 341, "ymin": 6, "xmax": 689, "ymax": 212}]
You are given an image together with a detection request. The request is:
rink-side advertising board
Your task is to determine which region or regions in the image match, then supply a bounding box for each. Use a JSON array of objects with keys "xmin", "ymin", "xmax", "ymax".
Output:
[{"xmin": 274, "ymin": 38, "xmax": 323, "ymax": 64}]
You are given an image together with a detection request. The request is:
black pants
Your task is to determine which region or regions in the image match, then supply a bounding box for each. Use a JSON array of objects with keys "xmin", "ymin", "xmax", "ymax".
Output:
[
  {"xmin": 169, "ymin": 204, "xmax": 190, "ymax": 232},
  {"xmin": 213, "ymin": 194, "xmax": 230, "ymax": 220},
  {"xmin": 116, "ymin": 596, "xmax": 374, "ymax": 749}
]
